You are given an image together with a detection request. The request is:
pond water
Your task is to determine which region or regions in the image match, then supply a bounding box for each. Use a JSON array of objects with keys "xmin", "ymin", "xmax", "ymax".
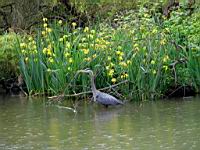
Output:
[{"xmin": 0, "ymin": 95, "xmax": 200, "ymax": 150}]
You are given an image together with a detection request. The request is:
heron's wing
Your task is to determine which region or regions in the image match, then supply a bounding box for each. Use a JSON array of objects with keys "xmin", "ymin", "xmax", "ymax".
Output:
[{"xmin": 96, "ymin": 92, "xmax": 123, "ymax": 105}]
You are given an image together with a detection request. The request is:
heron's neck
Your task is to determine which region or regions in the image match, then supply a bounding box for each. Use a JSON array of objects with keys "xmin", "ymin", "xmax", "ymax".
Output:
[{"xmin": 90, "ymin": 74, "xmax": 97, "ymax": 95}]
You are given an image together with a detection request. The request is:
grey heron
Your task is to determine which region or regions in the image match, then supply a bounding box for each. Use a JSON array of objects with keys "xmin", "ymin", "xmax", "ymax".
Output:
[{"xmin": 78, "ymin": 69, "xmax": 124, "ymax": 107}]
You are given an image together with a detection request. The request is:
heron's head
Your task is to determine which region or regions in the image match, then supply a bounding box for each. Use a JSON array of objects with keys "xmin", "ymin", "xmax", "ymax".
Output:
[{"xmin": 77, "ymin": 68, "xmax": 94, "ymax": 76}]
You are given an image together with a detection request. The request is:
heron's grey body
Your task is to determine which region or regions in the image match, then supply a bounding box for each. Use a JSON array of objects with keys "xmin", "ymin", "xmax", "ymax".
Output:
[
  {"xmin": 95, "ymin": 90, "xmax": 124, "ymax": 107},
  {"xmin": 78, "ymin": 69, "xmax": 124, "ymax": 107}
]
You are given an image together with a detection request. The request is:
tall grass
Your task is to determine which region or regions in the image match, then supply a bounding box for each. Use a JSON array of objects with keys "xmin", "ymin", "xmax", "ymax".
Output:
[
  {"xmin": 16, "ymin": 3, "xmax": 200, "ymax": 100},
  {"xmin": 188, "ymin": 47, "xmax": 200, "ymax": 93}
]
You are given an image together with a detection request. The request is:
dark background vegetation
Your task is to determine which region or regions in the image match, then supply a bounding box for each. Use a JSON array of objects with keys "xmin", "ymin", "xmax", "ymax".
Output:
[{"xmin": 0, "ymin": 0, "xmax": 197, "ymax": 32}]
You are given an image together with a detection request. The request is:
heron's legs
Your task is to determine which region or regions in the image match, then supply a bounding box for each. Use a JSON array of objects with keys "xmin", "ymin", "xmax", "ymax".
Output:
[{"xmin": 103, "ymin": 104, "xmax": 108, "ymax": 108}]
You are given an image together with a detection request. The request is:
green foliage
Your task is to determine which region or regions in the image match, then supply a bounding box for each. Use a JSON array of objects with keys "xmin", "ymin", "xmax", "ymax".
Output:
[
  {"xmin": 187, "ymin": 47, "xmax": 200, "ymax": 92},
  {"xmin": 15, "ymin": 2, "xmax": 200, "ymax": 99},
  {"xmin": 72, "ymin": 0, "xmax": 138, "ymax": 19},
  {"xmin": 0, "ymin": 33, "xmax": 19, "ymax": 80},
  {"xmin": 162, "ymin": 5, "xmax": 200, "ymax": 92}
]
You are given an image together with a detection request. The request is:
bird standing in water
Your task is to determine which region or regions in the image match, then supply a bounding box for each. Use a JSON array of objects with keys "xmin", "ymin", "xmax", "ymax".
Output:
[{"xmin": 77, "ymin": 69, "xmax": 124, "ymax": 107}]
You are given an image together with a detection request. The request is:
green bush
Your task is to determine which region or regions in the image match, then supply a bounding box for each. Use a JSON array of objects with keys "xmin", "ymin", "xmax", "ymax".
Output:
[{"xmin": 0, "ymin": 33, "xmax": 19, "ymax": 80}]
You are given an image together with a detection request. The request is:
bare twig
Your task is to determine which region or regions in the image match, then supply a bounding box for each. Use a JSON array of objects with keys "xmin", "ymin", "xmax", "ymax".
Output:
[
  {"xmin": 99, "ymin": 80, "xmax": 128, "ymax": 91},
  {"xmin": 170, "ymin": 40, "xmax": 185, "ymax": 51},
  {"xmin": 105, "ymin": 81, "xmax": 126, "ymax": 99}
]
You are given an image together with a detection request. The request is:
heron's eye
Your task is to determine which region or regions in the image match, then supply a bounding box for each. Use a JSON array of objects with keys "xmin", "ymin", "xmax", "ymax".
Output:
[{"xmin": 96, "ymin": 95, "xmax": 99, "ymax": 98}]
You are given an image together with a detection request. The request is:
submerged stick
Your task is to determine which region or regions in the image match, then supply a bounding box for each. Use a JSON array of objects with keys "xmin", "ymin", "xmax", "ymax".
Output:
[{"xmin": 56, "ymin": 105, "xmax": 77, "ymax": 113}]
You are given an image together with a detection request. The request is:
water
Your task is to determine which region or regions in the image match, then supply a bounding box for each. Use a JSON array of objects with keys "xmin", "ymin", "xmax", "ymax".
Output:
[{"xmin": 0, "ymin": 95, "xmax": 200, "ymax": 150}]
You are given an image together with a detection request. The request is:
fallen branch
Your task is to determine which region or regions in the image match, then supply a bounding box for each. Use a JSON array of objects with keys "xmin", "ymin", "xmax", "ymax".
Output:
[{"xmin": 48, "ymin": 80, "xmax": 129, "ymax": 100}]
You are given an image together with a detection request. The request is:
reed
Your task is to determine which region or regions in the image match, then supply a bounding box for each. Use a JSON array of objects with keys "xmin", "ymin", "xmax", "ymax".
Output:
[{"xmin": 16, "ymin": 3, "xmax": 200, "ymax": 100}]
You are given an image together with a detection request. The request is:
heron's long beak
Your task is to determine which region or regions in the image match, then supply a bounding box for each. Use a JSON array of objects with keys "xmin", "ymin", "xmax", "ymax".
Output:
[
  {"xmin": 77, "ymin": 68, "xmax": 91, "ymax": 74},
  {"xmin": 77, "ymin": 70, "xmax": 86, "ymax": 73}
]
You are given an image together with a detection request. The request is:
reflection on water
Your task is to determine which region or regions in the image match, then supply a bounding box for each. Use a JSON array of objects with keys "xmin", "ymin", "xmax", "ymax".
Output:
[{"xmin": 0, "ymin": 95, "xmax": 200, "ymax": 150}]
